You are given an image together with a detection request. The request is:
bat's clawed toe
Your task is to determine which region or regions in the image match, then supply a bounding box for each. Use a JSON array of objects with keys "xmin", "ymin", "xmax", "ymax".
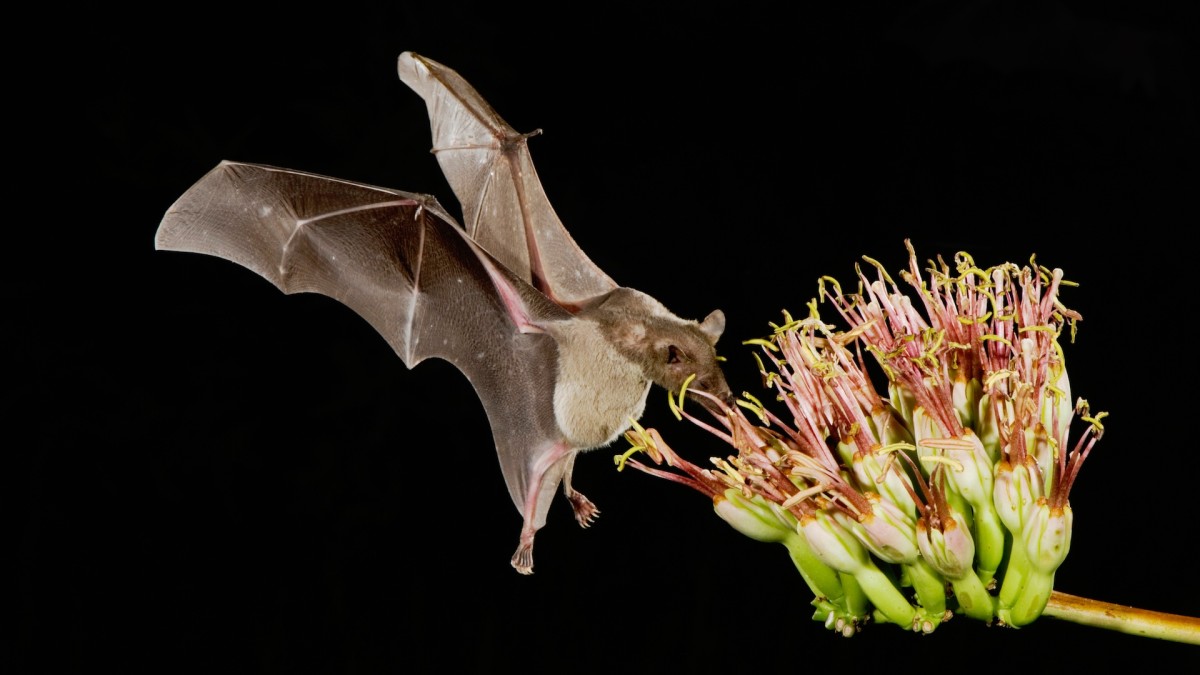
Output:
[
  {"xmin": 567, "ymin": 491, "xmax": 600, "ymax": 529},
  {"xmin": 511, "ymin": 533, "xmax": 536, "ymax": 575}
]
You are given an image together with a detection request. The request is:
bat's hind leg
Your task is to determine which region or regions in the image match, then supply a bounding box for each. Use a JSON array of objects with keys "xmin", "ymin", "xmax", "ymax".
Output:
[
  {"xmin": 511, "ymin": 443, "xmax": 576, "ymax": 575},
  {"xmin": 561, "ymin": 454, "xmax": 599, "ymax": 528}
]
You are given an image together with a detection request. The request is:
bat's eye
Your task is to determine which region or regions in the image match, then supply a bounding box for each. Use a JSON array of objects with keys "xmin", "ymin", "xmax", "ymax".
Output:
[{"xmin": 667, "ymin": 345, "xmax": 684, "ymax": 364}]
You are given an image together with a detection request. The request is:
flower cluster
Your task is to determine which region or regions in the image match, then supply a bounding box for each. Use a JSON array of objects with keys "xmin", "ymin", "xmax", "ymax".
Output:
[{"xmin": 618, "ymin": 241, "xmax": 1104, "ymax": 635}]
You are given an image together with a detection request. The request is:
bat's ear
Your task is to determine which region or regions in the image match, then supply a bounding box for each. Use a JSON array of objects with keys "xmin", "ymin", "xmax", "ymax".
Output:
[{"xmin": 698, "ymin": 310, "xmax": 726, "ymax": 345}]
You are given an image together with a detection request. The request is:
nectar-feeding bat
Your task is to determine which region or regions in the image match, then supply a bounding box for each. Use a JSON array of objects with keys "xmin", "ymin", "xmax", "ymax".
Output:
[{"xmin": 155, "ymin": 52, "xmax": 733, "ymax": 574}]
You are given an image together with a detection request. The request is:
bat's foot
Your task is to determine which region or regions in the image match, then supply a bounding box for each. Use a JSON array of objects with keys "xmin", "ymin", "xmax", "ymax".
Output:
[
  {"xmin": 511, "ymin": 534, "xmax": 535, "ymax": 575},
  {"xmin": 566, "ymin": 490, "xmax": 600, "ymax": 529}
]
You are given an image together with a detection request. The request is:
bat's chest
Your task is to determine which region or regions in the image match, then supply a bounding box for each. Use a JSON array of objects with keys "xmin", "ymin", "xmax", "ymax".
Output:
[{"xmin": 550, "ymin": 323, "xmax": 651, "ymax": 449}]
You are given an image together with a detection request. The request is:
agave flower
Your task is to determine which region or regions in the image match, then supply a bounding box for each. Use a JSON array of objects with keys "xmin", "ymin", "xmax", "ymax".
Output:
[{"xmin": 618, "ymin": 241, "xmax": 1198, "ymax": 643}]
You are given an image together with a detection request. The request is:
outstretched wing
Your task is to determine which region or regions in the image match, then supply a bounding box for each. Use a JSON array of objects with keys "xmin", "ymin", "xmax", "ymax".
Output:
[
  {"xmin": 397, "ymin": 51, "xmax": 618, "ymax": 311},
  {"xmin": 155, "ymin": 161, "xmax": 571, "ymax": 512}
]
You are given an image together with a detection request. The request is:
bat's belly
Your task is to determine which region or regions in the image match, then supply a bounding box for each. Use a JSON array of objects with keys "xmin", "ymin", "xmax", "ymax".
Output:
[{"xmin": 550, "ymin": 323, "xmax": 651, "ymax": 449}]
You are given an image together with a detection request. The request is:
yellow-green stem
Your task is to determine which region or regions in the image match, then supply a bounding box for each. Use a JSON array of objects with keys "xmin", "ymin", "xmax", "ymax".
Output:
[
  {"xmin": 782, "ymin": 531, "xmax": 846, "ymax": 608},
  {"xmin": 1007, "ymin": 569, "xmax": 1054, "ymax": 626},
  {"xmin": 949, "ymin": 569, "xmax": 996, "ymax": 622},
  {"xmin": 840, "ymin": 572, "xmax": 871, "ymax": 619},
  {"xmin": 852, "ymin": 562, "xmax": 918, "ymax": 627},
  {"xmin": 998, "ymin": 538, "xmax": 1028, "ymax": 609},
  {"xmin": 1044, "ymin": 591, "xmax": 1200, "ymax": 645},
  {"xmin": 907, "ymin": 557, "xmax": 947, "ymax": 619},
  {"xmin": 973, "ymin": 505, "xmax": 1005, "ymax": 586}
]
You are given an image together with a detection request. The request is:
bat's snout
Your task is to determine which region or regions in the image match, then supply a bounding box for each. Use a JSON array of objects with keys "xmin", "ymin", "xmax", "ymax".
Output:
[{"xmin": 688, "ymin": 375, "xmax": 735, "ymax": 417}]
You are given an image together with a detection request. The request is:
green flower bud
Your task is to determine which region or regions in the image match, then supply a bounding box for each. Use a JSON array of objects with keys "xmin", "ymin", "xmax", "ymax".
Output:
[
  {"xmin": 871, "ymin": 404, "xmax": 914, "ymax": 447},
  {"xmin": 952, "ymin": 373, "xmax": 981, "ymax": 430},
  {"xmin": 1040, "ymin": 348, "xmax": 1073, "ymax": 439},
  {"xmin": 837, "ymin": 493, "xmax": 919, "ymax": 565},
  {"xmin": 917, "ymin": 510, "xmax": 976, "ymax": 580},
  {"xmin": 976, "ymin": 392, "xmax": 1010, "ymax": 462},
  {"xmin": 911, "ymin": 407, "xmax": 943, "ymax": 477},
  {"xmin": 802, "ymin": 511, "xmax": 920, "ymax": 628},
  {"xmin": 994, "ymin": 456, "xmax": 1042, "ymax": 534},
  {"xmin": 938, "ymin": 431, "xmax": 994, "ymax": 507},
  {"xmin": 1022, "ymin": 499, "xmax": 1073, "ymax": 574},
  {"xmin": 800, "ymin": 511, "xmax": 872, "ymax": 573},
  {"xmin": 889, "ymin": 381, "xmax": 917, "ymax": 430},
  {"xmin": 851, "ymin": 450, "xmax": 918, "ymax": 519},
  {"xmin": 713, "ymin": 490, "xmax": 793, "ymax": 544}
]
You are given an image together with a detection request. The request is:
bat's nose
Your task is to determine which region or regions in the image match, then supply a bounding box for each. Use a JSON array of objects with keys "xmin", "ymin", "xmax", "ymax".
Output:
[
  {"xmin": 694, "ymin": 380, "xmax": 735, "ymax": 416},
  {"xmin": 713, "ymin": 375, "xmax": 735, "ymax": 406}
]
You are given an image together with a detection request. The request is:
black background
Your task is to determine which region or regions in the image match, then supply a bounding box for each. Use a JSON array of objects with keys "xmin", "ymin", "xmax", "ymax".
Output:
[{"xmin": 19, "ymin": 1, "xmax": 1200, "ymax": 672}]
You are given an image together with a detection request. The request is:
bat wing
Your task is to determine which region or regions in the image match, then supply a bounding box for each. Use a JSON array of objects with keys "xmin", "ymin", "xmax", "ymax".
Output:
[
  {"xmin": 155, "ymin": 160, "xmax": 573, "ymax": 514},
  {"xmin": 397, "ymin": 51, "xmax": 618, "ymax": 311}
]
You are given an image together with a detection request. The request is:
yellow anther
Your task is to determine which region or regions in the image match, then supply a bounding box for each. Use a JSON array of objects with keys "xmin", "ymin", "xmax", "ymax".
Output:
[
  {"xmin": 984, "ymin": 370, "xmax": 1015, "ymax": 388},
  {"xmin": 782, "ymin": 483, "xmax": 827, "ymax": 509},
  {"xmin": 737, "ymin": 399, "xmax": 767, "ymax": 424},
  {"xmin": 743, "ymin": 338, "xmax": 779, "ymax": 352},
  {"xmin": 742, "ymin": 391, "xmax": 765, "ymax": 409},
  {"xmin": 862, "ymin": 255, "xmax": 897, "ymax": 286},
  {"xmin": 774, "ymin": 315, "xmax": 804, "ymax": 333},
  {"xmin": 925, "ymin": 329, "xmax": 946, "ymax": 355},
  {"xmin": 919, "ymin": 437, "xmax": 976, "ymax": 451},
  {"xmin": 964, "ymin": 267, "xmax": 990, "ymax": 284},
  {"xmin": 1081, "ymin": 410, "xmax": 1108, "ymax": 430},
  {"xmin": 803, "ymin": 299, "xmax": 820, "ymax": 320},
  {"xmin": 613, "ymin": 446, "xmax": 644, "ymax": 471},
  {"xmin": 677, "ymin": 373, "xmax": 697, "ymax": 412},
  {"xmin": 713, "ymin": 458, "xmax": 746, "ymax": 484},
  {"xmin": 878, "ymin": 441, "xmax": 917, "ymax": 454},
  {"xmin": 919, "ymin": 455, "xmax": 965, "ymax": 472},
  {"xmin": 957, "ymin": 312, "xmax": 992, "ymax": 325},
  {"xmin": 979, "ymin": 334, "xmax": 1014, "ymax": 348}
]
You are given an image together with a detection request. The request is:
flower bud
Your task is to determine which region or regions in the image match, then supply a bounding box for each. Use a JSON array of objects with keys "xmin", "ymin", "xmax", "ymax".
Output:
[
  {"xmin": 713, "ymin": 490, "xmax": 794, "ymax": 544},
  {"xmin": 1040, "ymin": 352, "xmax": 1073, "ymax": 440},
  {"xmin": 951, "ymin": 373, "xmax": 981, "ymax": 430},
  {"xmin": 838, "ymin": 493, "xmax": 919, "ymax": 565},
  {"xmin": 993, "ymin": 456, "xmax": 1042, "ymax": 534},
  {"xmin": 911, "ymin": 407, "xmax": 942, "ymax": 470},
  {"xmin": 917, "ymin": 509, "xmax": 976, "ymax": 580},
  {"xmin": 889, "ymin": 381, "xmax": 917, "ymax": 430},
  {"xmin": 975, "ymin": 393, "xmax": 1008, "ymax": 462},
  {"xmin": 799, "ymin": 511, "xmax": 872, "ymax": 573},
  {"xmin": 1028, "ymin": 423, "xmax": 1058, "ymax": 497},
  {"xmin": 871, "ymin": 404, "xmax": 914, "ymax": 447},
  {"xmin": 1022, "ymin": 499, "xmax": 1073, "ymax": 574},
  {"xmin": 936, "ymin": 431, "xmax": 994, "ymax": 507},
  {"xmin": 851, "ymin": 450, "xmax": 918, "ymax": 519}
]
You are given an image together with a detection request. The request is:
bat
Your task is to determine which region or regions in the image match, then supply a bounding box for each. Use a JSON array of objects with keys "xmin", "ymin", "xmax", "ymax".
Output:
[{"xmin": 155, "ymin": 52, "xmax": 734, "ymax": 574}]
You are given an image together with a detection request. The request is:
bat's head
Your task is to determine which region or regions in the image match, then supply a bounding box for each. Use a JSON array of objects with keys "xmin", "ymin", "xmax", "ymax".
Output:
[
  {"xmin": 593, "ymin": 289, "xmax": 735, "ymax": 414},
  {"xmin": 651, "ymin": 308, "xmax": 736, "ymax": 415}
]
